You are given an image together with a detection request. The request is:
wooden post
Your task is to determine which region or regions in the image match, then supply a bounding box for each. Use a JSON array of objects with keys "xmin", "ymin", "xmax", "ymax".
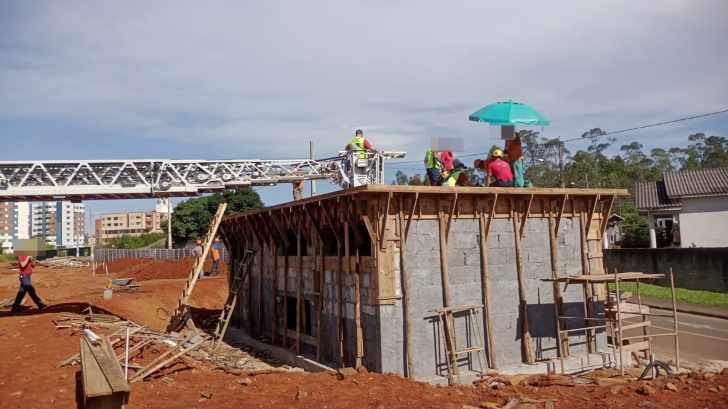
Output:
[
  {"xmin": 258, "ymin": 242, "xmax": 264, "ymax": 335},
  {"xmin": 635, "ymin": 279, "xmax": 649, "ymax": 360},
  {"xmin": 512, "ymin": 199, "xmax": 535, "ymax": 364},
  {"xmin": 271, "ymin": 241, "xmax": 277, "ymax": 344},
  {"xmin": 338, "ymin": 221, "xmax": 346, "ymax": 368},
  {"xmin": 296, "ymin": 221, "xmax": 302, "ymax": 354},
  {"xmin": 437, "ymin": 200, "xmax": 457, "ymax": 379},
  {"xmin": 283, "ymin": 248, "xmax": 289, "ymax": 348},
  {"xmin": 614, "ymin": 269, "xmax": 624, "ymax": 376},
  {"xmin": 548, "ymin": 207, "xmax": 569, "ymax": 358},
  {"xmin": 579, "ymin": 212, "xmax": 596, "ymax": 353},
  {"xmin": 477, "ymin": 196, "xmax": 497, "ymax": 369},
  {"xmin": 398, "ymin": 196, "xmax": 415, "ymax": 378},
  {"xmin": 317, "ymin": 236, "xmax": 324, "ymax": 363},
  {"xmin": 355, "ymin": 249, "xmax": 362, "ymax": 368},
  {"xmin": 669, "ymin": 267, "xmax": 680, "ymax": 371}
]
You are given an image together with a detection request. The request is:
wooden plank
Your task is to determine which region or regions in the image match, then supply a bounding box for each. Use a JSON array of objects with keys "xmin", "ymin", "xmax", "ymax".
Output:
[
  {"xmin": 276, "ymin": 327, "xmax": 318, "ymax": 346},
  {"xmin": 512, "ymin": 199, "xmax": 535, "ymax": 364},
  {"xmin": 304, "ymin": 204, "xmax": 325, "ymax": 243},
  {"xmin": 478, "ymin": 201, "xmax": 497, "ymax": 369},
  {"xmin": 271, "ymin": 241, "xmax": 278, "ymax": 344},
  {"xmin": 380, "ymin": 192, "xmax": 392, "ymax": 251},
  {"xmin": 519, "ymin": 194, "xmax": 533, "ymax": 239},
  {"xmin": 399, "ymin": 196, "xmax": 414, "ymax": 378},
  {"xmin": 355, "ymin": 198, "xmax": 376, "ymax": 248},
  {"xmin": 548, "ymin": 209, "xmax": 569, "ymax": 358},
  {"xmin": 317, "ymin": 237, "xmax": 324, "ymax": 363},
  {"xmin": 95, "ymin": 336, "xmax": 130, "ymax": 393},
  {"xmin": 404, "ymin": 193, "xmax": 419, "ymax": 240},
  {"xmin": 257, "ymin": 242, "xmax": 264, "ymax": 335},
  {"xmin": 269, "ymin": 210, "xmax": 291, "ymax": 248},
  {"xmin": 584, "ymin": 195, "xmax": 600, "ymax": 236},
  {"xmin": 296, "ymin": 221, "xmax": 302, "ymax": 354},
  {"xmin": 131, "ymin": 336, "xmax": 207, "ymax": 383},
  {"xmin": 599, "ymin": 195, "xmax": 616, "ymax": 237},
  {"xmin": 338, "ymin": 222, "xmax": 345, "ymax": 367},
  {"xmin": 80, "ymin": 338, "xmax": 113, "ymax": 398},
  {"xmin": 554, "ymin": 194, "xmax": 567, "ymax": 238},
  {"xmin": 621, "ymin": 340, "xmax": 650, "ymax": 353},
  {"xmin": 614, "ymin": 321, "xmax": 651, "ymax": 332}
]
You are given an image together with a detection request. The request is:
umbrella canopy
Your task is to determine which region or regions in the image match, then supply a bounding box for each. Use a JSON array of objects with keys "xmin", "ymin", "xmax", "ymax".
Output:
[{"xmin": 469, "ymin": 100, "xmax": 550, "ymax": 126}]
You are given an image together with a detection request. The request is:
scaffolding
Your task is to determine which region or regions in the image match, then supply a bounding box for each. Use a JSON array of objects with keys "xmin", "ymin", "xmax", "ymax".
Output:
[{"xmin": 543, "ymin": 269, "xmax": 680, "ymax": 375}]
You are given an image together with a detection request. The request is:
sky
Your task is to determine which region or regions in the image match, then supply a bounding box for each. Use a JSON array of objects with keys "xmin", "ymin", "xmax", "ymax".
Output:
[{"xmin": 1, "ymin": 1, "xmax": 727, "ymax": 234}]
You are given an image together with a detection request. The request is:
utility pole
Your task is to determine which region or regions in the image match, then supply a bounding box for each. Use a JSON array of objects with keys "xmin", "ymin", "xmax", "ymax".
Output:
[
  {"xmin": 310, "ymin": 141, "xmax": 316, "ymax": 197},
  {"xmin": 558, "ymin": 136, "xmax": 565, "ymax": 188},
  {"xmin": 167, "ymin": 198, "xmax": 172, "ymax": 249},
  {"xmin": 585, "ymin": 174, "xmax": 589, "ymax": 189}
]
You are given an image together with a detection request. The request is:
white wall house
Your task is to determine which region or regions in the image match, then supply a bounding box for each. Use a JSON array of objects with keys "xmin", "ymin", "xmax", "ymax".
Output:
[{"xmin": 636, "ymin": 167, "xmax": 728, "ymax": 248}]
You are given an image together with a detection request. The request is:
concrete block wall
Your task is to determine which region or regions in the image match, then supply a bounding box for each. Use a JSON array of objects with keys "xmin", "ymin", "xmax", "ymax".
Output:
[{"xmin": 376, "ymin": 216, "xmax": 605, "ymax": 380}]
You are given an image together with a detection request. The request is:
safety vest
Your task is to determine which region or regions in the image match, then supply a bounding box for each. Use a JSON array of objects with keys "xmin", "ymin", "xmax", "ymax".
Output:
[
  {"xmin": 349, "ymin": 136, "xmax": 367, "ymax": 159},
  {"xmin": 444, "ymin": 170, "xmax": 463, "ymax": 187},
  {"xmin": 425, "ymin": 149, "xmax": 440, "ymax": 169}
]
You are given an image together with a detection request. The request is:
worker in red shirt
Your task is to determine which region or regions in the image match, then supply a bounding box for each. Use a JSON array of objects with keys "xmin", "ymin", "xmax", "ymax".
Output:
[
  {"xmin": 438, "ymin": 150, "xmax": 454, "ymax": 171},
  {"xmin": 485, "ymin": 149, "xmax": 514, "ymax": 187},
  {"xmin": 505, "ymin": 132, "xmax": 524, "ymax": 187},
  {"xmin": 11, "ymin": 255, "xmax": 47, "ymax": 312},
  {"xmin": 345, "ymin": 129, "xmax": 378, "ymax": 158}
]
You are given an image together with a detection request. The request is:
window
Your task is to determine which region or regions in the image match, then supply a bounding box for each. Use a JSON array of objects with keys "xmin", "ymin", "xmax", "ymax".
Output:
[{"xmin": 286, "ymin": 296, "xmax": 312, "ymax": 334}]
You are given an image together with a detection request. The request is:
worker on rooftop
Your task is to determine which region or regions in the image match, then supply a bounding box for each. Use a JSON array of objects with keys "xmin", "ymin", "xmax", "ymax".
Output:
[
  {"xmin": 345, "ymin": 129, "xmax": 378, "ymax": 158},
  {"xmin": 484, "ymin": 149, "xmax": 514, "ymax": 187},
  {"xmin": 439, "ymin": 150, "xmax": 454, "ymax": 171},
  {"xmin": 505, "ymin": 132, "xmax": 524, "ymax": 187},
  {"xmin": 292, "ymin": 180, "xmax": 304, "ymax": 201},
  {"xmin": 442, "ymin": 162, "xmax": 477, "ymax": 187},
  {"xmin": 424, "ymin": 148, "xmax": 441, "ymax": 186}
]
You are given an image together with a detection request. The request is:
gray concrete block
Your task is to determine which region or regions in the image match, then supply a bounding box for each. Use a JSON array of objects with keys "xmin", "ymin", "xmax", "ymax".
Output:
[{"xmin": 464, "ymin": 251, "xmax": 482, "ymax": 266}]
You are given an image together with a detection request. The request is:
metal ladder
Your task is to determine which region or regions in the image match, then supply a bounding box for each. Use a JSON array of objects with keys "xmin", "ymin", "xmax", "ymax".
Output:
[
  {"xmin": 167, "ymin": 203, "xmax": 228, "ymax": 332},
  {"xmin": 432, "ymin": 304, "xmax": 487, "ymax": 385},
  {"xmin": 212, "ymin": 250, "xmax": 254, "ymax": 349}
]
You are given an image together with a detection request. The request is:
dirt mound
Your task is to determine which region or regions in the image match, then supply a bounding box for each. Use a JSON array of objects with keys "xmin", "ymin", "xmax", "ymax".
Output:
[{"xmin": 96, "ymin": 257, "xmax": 228, "ymax": 281}]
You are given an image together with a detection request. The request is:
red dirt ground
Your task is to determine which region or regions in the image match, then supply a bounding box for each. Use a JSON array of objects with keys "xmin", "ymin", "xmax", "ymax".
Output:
[
  {"xmin": 94, "ymin": 257, "xmax": 228, "ymax": 281},
  {"xmin": 1, "ymin": 262, "xmax": 727, "ymax": 409}
]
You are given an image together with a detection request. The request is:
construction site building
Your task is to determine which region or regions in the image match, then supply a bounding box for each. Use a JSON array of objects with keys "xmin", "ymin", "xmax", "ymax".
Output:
[{"xmin": 219, "ymin": 185, "xmax": 628, "ymax": 380}]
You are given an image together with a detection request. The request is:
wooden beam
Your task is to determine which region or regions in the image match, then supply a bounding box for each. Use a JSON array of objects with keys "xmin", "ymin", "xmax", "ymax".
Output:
[
  {"xmin": 398, "ymin": 196, "xmax": 414, "ymax": 378},
  {"xmin": 579, "ymin": 212, "xmax": 596, "ymax": 353},
  {"xmin": 599, "ymin": 195, "xmax": 616, "ymax": 237},
  {"xmin": 321, "ymin": 202, "xmax": 344, "ymax": 246},
  {"xmin": 485, "ymin": 194, "xmax": 498, "ymax": 244},
  {"xmin": 270, "ymin": 241, "xmax": 277, "ymax": 344},
  {"xmin": 380, "ymin": 192, "xmax": 392, "ymax": 251},
  {"xmin": 269, "ymin": 210, "xmax": 291, "ymax": 248},
  {"xmin": 355, "ymin": 198, "xmax": 376, "ymax": 248},
  {"xmin": 585, "ymin": 195, "xmax": 600, "ymax": 235},
  {"xmin": 303, "ymin": 204, "xmax": 325, "ymax": 243},
  {"xmin": 548, "ymin": 208, "xmax": 569, "ymax": 358},
  {"xmin": 512, "ymin": 199, "xmax": 535, "ymax": 364},
  {"xmin": 338, "ymin": 221, "xmax": 346, "ymax": 367},
  {"xmin": 296, "ymin": 220, "xmax": 302, "ymax": 354},
  {"xmin": 478, "ymin": 196, "xmax": 497, "ymax": 369},
  {"xmin": 555, "ymin": 195, "xmax": 568, "ymax": 238},
  {"xmin": 283, "ymin": 249, "xmax": 289, "ymax": 348},
  {"xmin": 518, "ymin": 194, "xmax": 534, "ymax": 239},
  {"xmin": 317, "ymin": 237, "xmax": 324, "ymax": 363},
  {"xmin": 437, "ymin": 198, "xmax": 458, "ymax": 380},
  {"xmin": 257, "ymin": 241, "xmax": 264, "ymax": 335},
  {"xmin": 445, "ymin": 193, "xmax": 458, "ymax": 242},
  {"xmin": 342, "ymin": 197, "xmax": 365, "ymax": 247},
  {"xmin": 404, "ymin": 193, "xmax": 419, "ymax": 241}
]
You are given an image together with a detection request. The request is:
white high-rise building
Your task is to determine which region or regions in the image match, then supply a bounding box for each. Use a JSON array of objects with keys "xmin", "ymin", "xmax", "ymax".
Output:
[
  {"xmin": 0, "ymin": 202, "xmax": 31, "ymax": 252},
  {"xmin": 30, "ymin": 201, "xmax": 85, "ymax": 248}
]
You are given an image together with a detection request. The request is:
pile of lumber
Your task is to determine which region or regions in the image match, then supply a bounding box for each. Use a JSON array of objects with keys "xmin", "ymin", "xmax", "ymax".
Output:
[
  {"xmin": 42, "ymin": 257, "xmax": 89, "ymax": 268},
  {"xmin": 0, "ymin": 298, "xmax": 25, "ymax": 309},
  {"xmin": 53, "ymin": 307, "xmax": 127, "ymax": 329}
]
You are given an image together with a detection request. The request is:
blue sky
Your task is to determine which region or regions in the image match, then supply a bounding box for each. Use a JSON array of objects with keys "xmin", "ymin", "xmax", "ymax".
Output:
[{"xmin": 1, "ymin": 1, "xmax": 726, "ymax": 234}]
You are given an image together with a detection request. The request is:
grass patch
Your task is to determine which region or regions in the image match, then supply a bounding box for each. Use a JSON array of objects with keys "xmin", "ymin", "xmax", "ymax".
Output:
[
  {"xmin": 0, "ymin": 253, "xmax": 17, "ymax": 263},
  {"xmin": 609, "ymin": 282, "xmax": 728, "ymax": 308}
]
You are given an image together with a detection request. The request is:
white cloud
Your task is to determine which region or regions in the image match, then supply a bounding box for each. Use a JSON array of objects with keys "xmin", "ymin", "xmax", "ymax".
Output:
[{"xmin": 1, "ymin": 0, "xmax": 727, "ymax": 163}]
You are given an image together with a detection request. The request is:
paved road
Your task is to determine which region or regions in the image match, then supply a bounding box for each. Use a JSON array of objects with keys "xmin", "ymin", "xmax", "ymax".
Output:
[{"xmin": 622, "ymin": 310, "xmax": 728, "ymax": 369}]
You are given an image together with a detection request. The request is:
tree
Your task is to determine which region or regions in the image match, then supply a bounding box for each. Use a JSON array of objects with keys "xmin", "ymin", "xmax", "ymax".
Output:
[
  {"xmin": 166, "ymin": 189, "xmax": 265, "ymax": 244},
  {"xmin": 582, "ymin": 128, "xmax": 616, "ymax": 154},
  {"xmin": 393, "ymin": 170, "xmax": 409, "ymax": 185}
]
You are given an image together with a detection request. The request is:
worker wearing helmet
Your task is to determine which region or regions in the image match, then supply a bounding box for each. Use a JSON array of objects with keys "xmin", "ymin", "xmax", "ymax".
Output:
[
  {"xmin": 443, "ymin": 162, "xmax": 477, "ymax": 187},
  {"xmin": 345, "ymin": 129, "xmax": 378, "ymax": 159},
  {"xmin": 504, "ymin": 132, "xmax": 524, "ymax": 187},
  {"xmin": 424, "ymin": 148, "xmax": 441, "ymax": 186},
  {"xmin": 486, "ymin": 149, "xmax": 514, "ymax": 187},
  {"xmin": 191, "ymin": 239, "xmax": 204, "ymax": 279},
  {"xmin": 210, "ymin": 237, "xmax": 221, "ymax": 277}
]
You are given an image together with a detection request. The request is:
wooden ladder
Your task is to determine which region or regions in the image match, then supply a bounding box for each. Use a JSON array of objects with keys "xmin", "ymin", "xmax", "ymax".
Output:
[
  {"xmin": 167, "ymin": 203, "xmax": 228, "ymax": 332},
  {"xmin": 212, "ymin": 250, "xmax": 254, "ymax": 349},
  {"xmin": 432, "ymin": 304, "xmax": 487, "ymax": 385}
]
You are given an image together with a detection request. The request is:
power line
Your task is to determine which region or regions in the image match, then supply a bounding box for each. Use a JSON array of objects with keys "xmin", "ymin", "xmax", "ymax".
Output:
[{"xmin": 386, "ymin": 108, "xmax": 728, "ymax": 166}]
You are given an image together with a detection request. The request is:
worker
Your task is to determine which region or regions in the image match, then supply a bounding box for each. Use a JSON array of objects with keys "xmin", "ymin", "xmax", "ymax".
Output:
[
  {"xmin": 344, "ymin": 129, "xmax": 378, "ymax": 159},
  {"xmin": 191, "ymin": 239, "xmax": 204, "ymax": 279},
  {"xmin": 439, "ymin": 150, "xmax": 454, "ymax": 171},
  {"xmin": 442, "ymin": 163, "xmax": 477, "ymax": 187},
  {"xmin": 11, "ymin": 255, "xmax": 47, "ymax": 312},
  {"xmin": 210, "ymin": 238, "xmax": 221, "ymax": 277},
  {"xmin": 485, "ymin": 149, "xmax": 514, "ymax": 187},
  {"xmin": 424, "ymin": 148, "xmax": 441, "ymax": 186},
  {"xmin": 292, "ymin": 180, "xmax": 304, "ymax": 201},
  {"xmin": 504, "ymin": 132, "xmax": 524, "ymax": 187}
]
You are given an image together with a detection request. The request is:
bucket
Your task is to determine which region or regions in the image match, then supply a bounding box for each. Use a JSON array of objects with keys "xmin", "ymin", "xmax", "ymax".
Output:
[{"xmin": 103, "ymin": 288, "xmax": 113, "ymax": 300}]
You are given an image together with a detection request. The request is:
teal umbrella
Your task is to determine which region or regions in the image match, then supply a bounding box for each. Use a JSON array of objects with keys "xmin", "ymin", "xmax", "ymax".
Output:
[{"xmin": 469, "ymin": 100, "xmax": 550, "ymax": 126}]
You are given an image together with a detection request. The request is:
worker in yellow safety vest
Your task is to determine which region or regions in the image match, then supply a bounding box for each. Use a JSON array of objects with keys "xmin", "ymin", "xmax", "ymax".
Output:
[
  {"xmin": 344, "ymin": 129, "xmax": 378, "ymax": 159},
  {"xmin": 424, "ymin": 148, "xmax": 441, "ymax": 186},
  {"xmin": 442, "ymin": 163, "xmax": 477, "ymax": 187}
]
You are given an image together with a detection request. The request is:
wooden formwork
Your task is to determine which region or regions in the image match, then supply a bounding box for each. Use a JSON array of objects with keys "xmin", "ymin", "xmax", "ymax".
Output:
[{"xmin": 219, "ymin": 185, "xmax": 628, "ymax": 372}]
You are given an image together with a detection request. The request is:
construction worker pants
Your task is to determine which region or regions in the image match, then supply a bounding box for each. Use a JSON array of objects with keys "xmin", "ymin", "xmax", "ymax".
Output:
[
  {"xmin": 211, "ymin": 259, "xmax": 220, "ymax": 276},
  {"xmin": 511, "ymin": 159, "xmax": 524, "ymax": 187},
  {"xmin": 13, "ymin": 275, "xmax": 43, "ymax": 309},
  {"xmin": 426, "ymin": 168, "xmax": 441, "ymax": 186}
]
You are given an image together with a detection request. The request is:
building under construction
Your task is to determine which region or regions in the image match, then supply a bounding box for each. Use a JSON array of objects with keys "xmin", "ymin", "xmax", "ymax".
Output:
[{"xmin": 219, "ymin": 185, "xmax": 628, "ymax": 381}]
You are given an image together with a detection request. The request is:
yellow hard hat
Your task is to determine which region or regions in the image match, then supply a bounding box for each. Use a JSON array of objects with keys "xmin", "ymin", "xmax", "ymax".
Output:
[{"xmin": 492, "ymin": 149, "xmax": 504, "ymax": 158}]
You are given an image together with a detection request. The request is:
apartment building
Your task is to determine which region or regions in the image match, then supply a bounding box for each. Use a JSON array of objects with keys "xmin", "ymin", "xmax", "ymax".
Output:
[
  {"xmin": 30, "ymin": 201, "xmax": 85, "ymax": 248},
  {"xmin": 0, "ymin": 202, "xmax": 31, "ymax": 252},
  {"xmin": 95, "ymin": 199, "xmax": 171, "ymax": 244}
]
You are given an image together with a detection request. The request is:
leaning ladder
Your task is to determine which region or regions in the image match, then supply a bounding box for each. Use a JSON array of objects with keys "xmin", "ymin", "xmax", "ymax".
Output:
[
  {"xmin": 212, "ymin": 250, "xmax": 254, "ymax": 349},
  {"xmin": 167, "ymin": 203, "xmax": 228, "ymax": 332},
  {"xmin": 431, "ymin": 304, "xmax": 487, "ymax": 385}
]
